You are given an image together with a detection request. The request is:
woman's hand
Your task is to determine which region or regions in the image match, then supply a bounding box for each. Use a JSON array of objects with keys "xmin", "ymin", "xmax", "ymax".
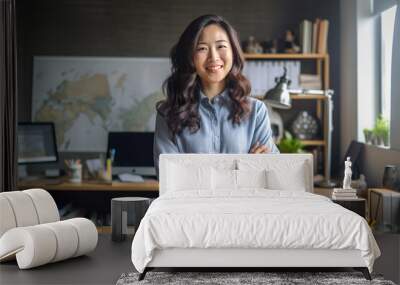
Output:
[{"xmin": 249, "ymin": 141, "xmax": 270, "ymax": 154}]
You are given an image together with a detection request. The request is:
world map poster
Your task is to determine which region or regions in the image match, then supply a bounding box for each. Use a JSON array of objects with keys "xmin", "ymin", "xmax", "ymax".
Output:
[{"xmin": 32, "ymin": 56, "xmax": 171, "ymax": 152}]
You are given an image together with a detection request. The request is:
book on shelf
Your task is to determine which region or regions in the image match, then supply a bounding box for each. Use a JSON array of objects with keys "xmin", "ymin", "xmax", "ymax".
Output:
[
  {"xmin": 312, "ymin": 18, "xmax": 321, "ymax": 53},
  {"xmin": 300, "ymin": 82, "xmax": 323, "ymax": 90},
  {"xmin": 332, "ymin": 194, "xmax": 358, "ymax": 200},
  {"xmin": 333, "ymin": 192, "xmax": 357, "ymax": 196},
  {"xmin": 317, "ymin": 19, "xmax": 329, "ymax": 54},
  {"xmin": 332, "ymin": 188, "xmax": 358, "ymax": 199},
  {"xmin": 299, "ymin": 73, "xmax": 322, "ymax": 90},
  {"xmin": 333, "ymin": 188, "xmax": 357, "ymax": 193},
  {"xmin": 289, "ymin": 89, "xmax": 325, "ymax": 95},
  {"xmin": 299, "ymin": 73, "xmax": 320, "ymax": 81},
  {"xmin": 299, "ymin": 18, "xmax": 329, "ymax": 54},
  {"xmin": 332, "ymin": 194, "xmax": 358, "ymax": 198},
  {"xmin": 300, "ymin": 19, "xmax": 312, "ymax": 53}
]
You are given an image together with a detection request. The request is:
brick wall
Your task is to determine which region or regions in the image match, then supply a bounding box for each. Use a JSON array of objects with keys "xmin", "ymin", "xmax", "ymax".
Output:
[{"xmin": 16, "ymin": 0, "xmax": 341, "ymax": 173}]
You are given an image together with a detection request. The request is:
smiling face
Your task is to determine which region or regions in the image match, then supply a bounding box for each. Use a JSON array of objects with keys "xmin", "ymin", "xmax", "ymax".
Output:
[{"xmin": 193, "ymin": 24, "xmax": 233, "ymax": 93}]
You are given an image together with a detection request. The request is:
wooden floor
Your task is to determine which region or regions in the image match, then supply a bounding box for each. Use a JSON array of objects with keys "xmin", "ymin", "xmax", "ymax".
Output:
[
  {"xmin": 0, "ymin": 234, "xmax": 133, "ymax": 285},
  {"xmin": 1, "ymin": 232, "xmax": 398, "ymax": 284}
]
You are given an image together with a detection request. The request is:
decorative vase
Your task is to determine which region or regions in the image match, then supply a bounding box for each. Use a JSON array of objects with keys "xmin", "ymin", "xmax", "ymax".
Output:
[
  {"xmin": 292, "ymin": 111, "xmax": 319, "ymax": 140},
  {"xmin": 383, "ymin": 165, "xmax": 399, "ymax": 191}
]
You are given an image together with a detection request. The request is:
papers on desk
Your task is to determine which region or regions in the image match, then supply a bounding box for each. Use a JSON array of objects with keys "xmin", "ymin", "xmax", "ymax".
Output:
[{"xmin": 118, "ymin": 173, "xmax": 144, "ymax": 183}]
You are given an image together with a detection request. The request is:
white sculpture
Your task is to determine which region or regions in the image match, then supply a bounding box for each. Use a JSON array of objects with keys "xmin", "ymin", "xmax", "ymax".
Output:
[
  {"xmin": 343, "ymin": 157, "xmax": 353, "ymax": 189},
  {"xmin": 0, "ymin": 189, "xmax": 98, "ymax": 269}
]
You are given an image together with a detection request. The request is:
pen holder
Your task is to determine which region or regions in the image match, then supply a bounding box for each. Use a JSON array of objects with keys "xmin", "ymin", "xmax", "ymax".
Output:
[{"xmin": 69, "ymin": 164, "xmax": 82, "ymax": 183}]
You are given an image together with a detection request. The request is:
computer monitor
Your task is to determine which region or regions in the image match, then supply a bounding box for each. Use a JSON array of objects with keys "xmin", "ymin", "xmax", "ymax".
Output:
[
  {"xmin": 18, "ymin": 122, "xmax": 58, "ymax": 164},
  {"xmin": 107, "ymin": 132, "xmax": 155, "ymax": 176}
]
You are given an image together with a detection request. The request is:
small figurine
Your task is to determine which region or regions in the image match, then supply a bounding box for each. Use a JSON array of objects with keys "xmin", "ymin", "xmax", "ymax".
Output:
[
  {"xmin": 283, "ymin": 30, "xmax": 300, "ymax": 54},
  {"xmin": 263, "ymin": 39, "xmax": 278, "ymax": 54},
  {"xmin": 244, "ymin": 36, "xmax": 263, "ymax": 54},
  {"xmin": 343, "ymin": 157, "xmax": 353, "ymax": 189}
]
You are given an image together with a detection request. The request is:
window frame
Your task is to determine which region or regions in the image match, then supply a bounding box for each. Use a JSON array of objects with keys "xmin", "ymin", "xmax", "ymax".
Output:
[{"xmin": 379, "ymin": 5, "xmax": 396, "ymax": 125}]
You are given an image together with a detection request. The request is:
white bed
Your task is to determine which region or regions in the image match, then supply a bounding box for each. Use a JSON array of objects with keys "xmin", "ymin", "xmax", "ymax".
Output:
[{"xmin": 131, "ymin": 154, "xmax": 380, "ymax": 280}]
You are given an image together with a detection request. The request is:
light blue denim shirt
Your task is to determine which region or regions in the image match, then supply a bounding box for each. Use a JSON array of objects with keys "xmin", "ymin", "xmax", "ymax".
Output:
[{"xmin": 153, "ymin": 89, "xmax": 279, "ymax": 177}]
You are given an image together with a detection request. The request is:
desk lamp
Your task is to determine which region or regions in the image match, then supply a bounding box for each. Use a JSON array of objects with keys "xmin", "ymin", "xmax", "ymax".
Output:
[
  {"xmin": 315, "ymin": 90, "xmax": 337, "ymax": 188},
  {"xmin": 263, "ymin": 67, "xmax": 291, "ymax": 142},
  {"xmin": 263, "ymin": 67, "xmax": 292, "ymax": 109}
]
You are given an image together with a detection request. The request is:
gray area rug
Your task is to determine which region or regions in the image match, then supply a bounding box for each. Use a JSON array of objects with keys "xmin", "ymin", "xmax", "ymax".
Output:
[{"xmin": 116, "ymin": 271, "xmax": 395, "ymax": 285}]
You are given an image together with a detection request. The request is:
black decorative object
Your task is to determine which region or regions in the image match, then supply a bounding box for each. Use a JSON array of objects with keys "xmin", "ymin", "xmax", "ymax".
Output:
[{"xmin": 383, "ymin": 165, "xmax": 400, "ymax": 192}]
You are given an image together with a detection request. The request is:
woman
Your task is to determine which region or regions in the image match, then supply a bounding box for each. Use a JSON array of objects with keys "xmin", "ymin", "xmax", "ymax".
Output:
[{"xmin": 154, "ymin": 14, "xmax": 279, "ymax": 177}]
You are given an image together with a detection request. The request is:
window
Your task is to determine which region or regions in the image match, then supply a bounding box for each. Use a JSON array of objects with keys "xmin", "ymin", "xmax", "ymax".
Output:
[{"xmin": 380, "ymin": 5, "xmax": 397, "ymax": 136}]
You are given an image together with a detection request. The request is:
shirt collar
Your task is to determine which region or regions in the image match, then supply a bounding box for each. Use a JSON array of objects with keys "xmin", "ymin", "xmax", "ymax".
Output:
[{"xmin": 199, "ymin": 89, "xmax": 229, "ymax": 105}]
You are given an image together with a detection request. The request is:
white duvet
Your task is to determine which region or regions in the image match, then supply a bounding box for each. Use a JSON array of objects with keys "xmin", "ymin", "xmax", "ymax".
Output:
[{"xmin": 131, "ymin": 190, "xmax": 380, "ymax": 273}]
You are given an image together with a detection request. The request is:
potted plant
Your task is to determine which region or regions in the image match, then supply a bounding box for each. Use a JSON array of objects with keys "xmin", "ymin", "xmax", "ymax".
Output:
[
  {"xmin": 278, "ymin": 131, "xmax": 304, "ymax": 153},
  {"xmin": 363, "ymin": 128, "xmax": 373, "ymax": 144},
  {"xmin": 364, "ymin": 116, "xmax": 390, "ymax": 146},
  {"xmin": 372, "ymin": 115, "xmax": 389, "ymax": 146}
]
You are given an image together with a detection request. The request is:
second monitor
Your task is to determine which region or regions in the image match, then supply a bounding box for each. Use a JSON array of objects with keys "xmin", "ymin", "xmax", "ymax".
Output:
[{"xmin": 107, "ymin": 132, "xmax": 155, "ymax": 176}]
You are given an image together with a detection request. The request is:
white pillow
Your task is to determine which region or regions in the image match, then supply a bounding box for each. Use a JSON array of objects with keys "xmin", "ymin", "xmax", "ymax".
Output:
[
  {"xmin": 212, "ymin": 168, "xmax": 237, "ymax": 190},
  {"xmin": 266, "ymin": 162, "xmax": 307, "ymax": 191},
  {"xmin": 237, "ymin": 159, "xmax": 308, "ymax": 192},
  {"xmin": 167, "ymin": 162, "xmax": 212, "ymax": 191},
  {"xmin": 236, "ymin": 169, "xmax": 267, "ymax": 188},
  {"xmin": 211, "ymin": 169, "xmax": 267, "ymax": 190}
]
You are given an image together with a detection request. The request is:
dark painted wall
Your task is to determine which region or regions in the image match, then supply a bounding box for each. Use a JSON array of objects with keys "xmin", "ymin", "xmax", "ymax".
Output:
[{"xmin": 16, "ymin": 0, "xmax": 341, "ymax": 174}]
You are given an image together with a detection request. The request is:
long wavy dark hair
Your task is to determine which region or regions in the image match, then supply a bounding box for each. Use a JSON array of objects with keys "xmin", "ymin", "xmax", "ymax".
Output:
[{"xmin": 157, "ymin": 14, "xmax": 251, "ymax": 138}]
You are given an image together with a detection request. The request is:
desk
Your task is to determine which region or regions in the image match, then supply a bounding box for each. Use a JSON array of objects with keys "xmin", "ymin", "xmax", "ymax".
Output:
[
  {"xmin": 18, "ymin": 179, "xmax": 159, "ymax": 192},
  {"xmin": 18, "ymin": 179, "xmax": 159, "ymax": 233}
]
